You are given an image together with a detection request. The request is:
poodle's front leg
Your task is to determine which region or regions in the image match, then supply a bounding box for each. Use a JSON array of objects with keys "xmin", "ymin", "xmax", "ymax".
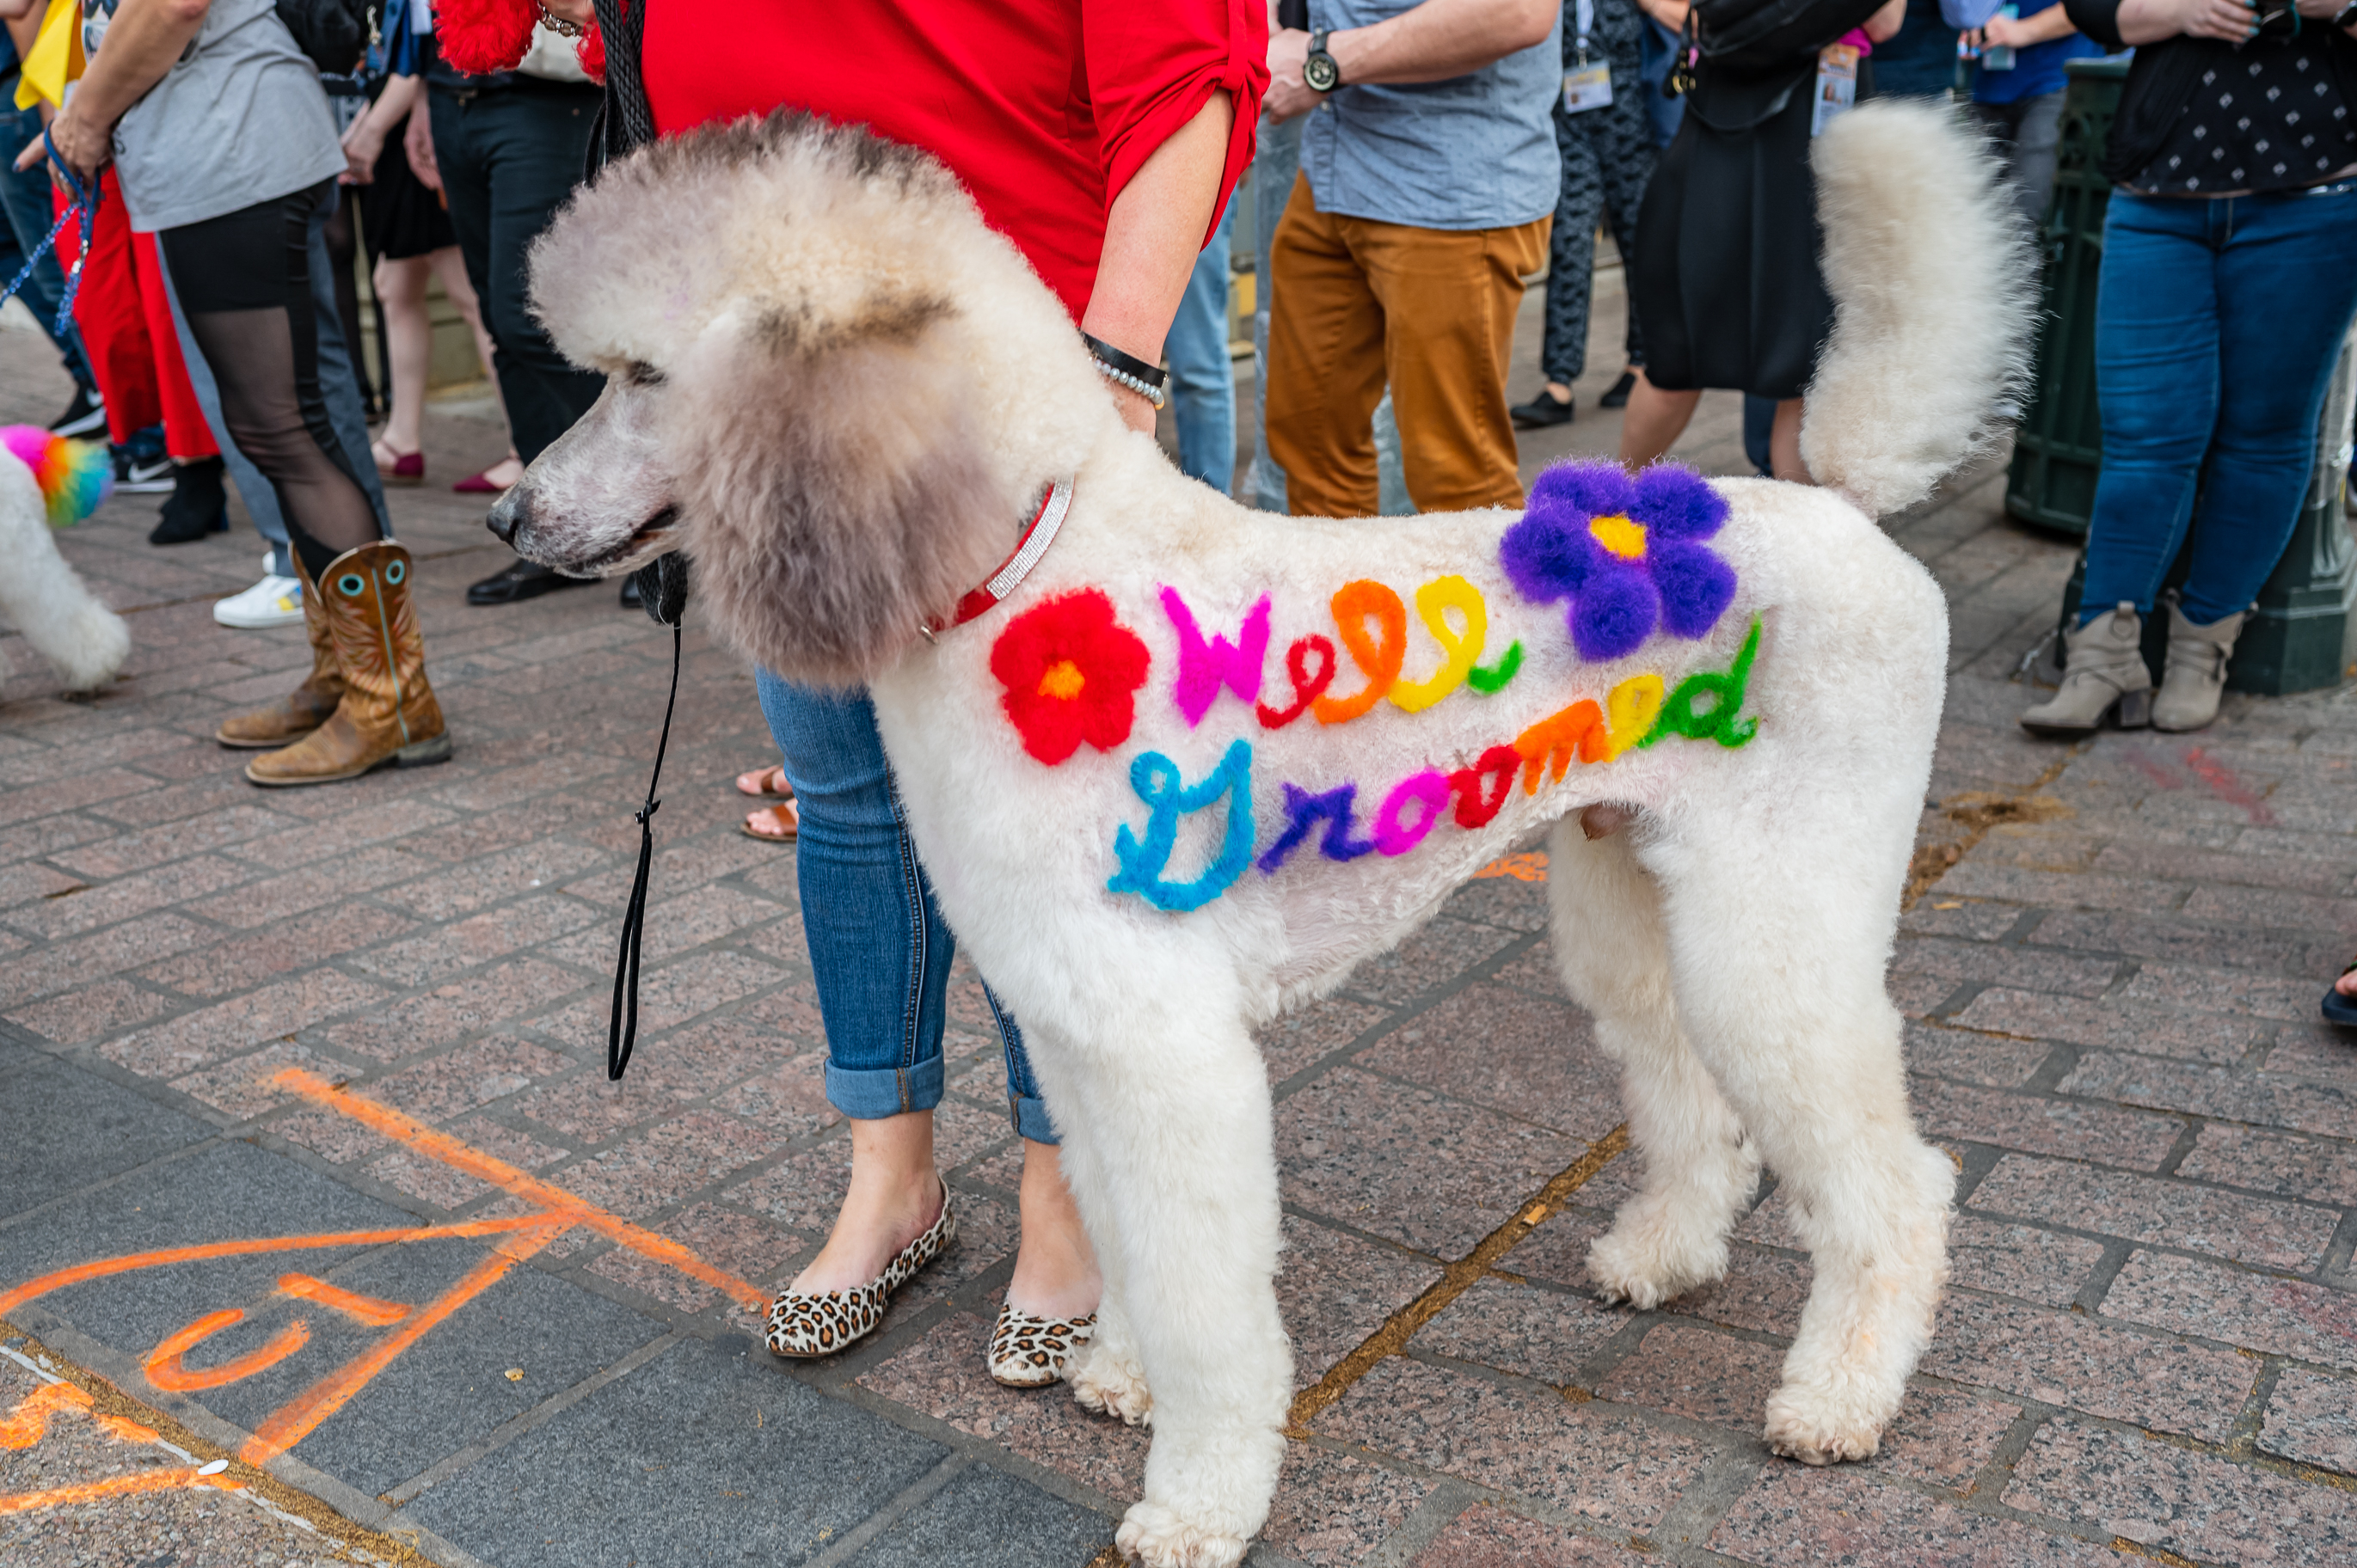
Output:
[{"xmin": 1024, "ymin": 1008, "xmax": 1290, "ymax": 1568}]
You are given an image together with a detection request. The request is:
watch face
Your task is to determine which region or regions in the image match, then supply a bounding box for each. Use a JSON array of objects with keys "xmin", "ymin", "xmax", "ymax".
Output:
[{"xmin": 1304, "ymin": 52, "xmax": 1341, "ymax": 93}]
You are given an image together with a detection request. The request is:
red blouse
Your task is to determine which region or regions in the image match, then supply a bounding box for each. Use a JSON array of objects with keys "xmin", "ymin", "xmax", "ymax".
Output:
[{"xmin": 641, "ymin": 2, "xmax": 1268, "ymax": 323}]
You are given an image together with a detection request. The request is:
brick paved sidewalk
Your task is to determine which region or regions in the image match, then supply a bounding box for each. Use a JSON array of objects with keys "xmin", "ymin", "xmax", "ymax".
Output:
[{"xmin": 6, "ymin": 285, "xmax": 2357, "ymax": 1568}]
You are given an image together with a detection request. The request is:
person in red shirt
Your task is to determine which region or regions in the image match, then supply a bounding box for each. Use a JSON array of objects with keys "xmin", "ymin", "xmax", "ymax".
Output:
[{"xmin": 514, "ymin": 0, "xmax": 1266, "ymax": 1377}]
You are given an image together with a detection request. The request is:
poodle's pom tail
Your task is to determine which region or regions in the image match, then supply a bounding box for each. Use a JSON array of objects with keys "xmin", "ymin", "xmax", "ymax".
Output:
[
  {"xmin": 1801, "ymin": 101, "xmax": 2036, "ymax": 518},
  {"xmin": 1, "ymin": 426, "xmax": 112, "ymax": 526}
]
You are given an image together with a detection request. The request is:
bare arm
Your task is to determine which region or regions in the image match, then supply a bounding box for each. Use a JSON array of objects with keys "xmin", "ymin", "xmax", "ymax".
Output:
[
  {"xmin": 1082, "ymin": 91, "xmax": 1235, "ymax": 435},
  {"xmin": 2109, "ymin": 0, "xmax": 2255, "ymax": 43},
  {"xmin": 2293, "ymin": 0, "xmax": 2357, "ymax": 32},
  {"xmin": 1979, "ymin": 3, "xmax": 2078, "ymax": 45},
  {"xmin": 1636, "ymin": 0, "xmax": 1691, "ymax": 28},
  {"xmin": 1864, "ymin": 0, "xmax": 1907, "ymax": 42},
  {"xmin": 15, "ymin": 0, "xmax": 210, "ymax": 181},
  {"xmin": 341, "ymin": 72, "xmax": 424, "ymax": 183},
  {"xmin": 1267, "ymin": 0, "xmax": 1556, "ymax": 121}
]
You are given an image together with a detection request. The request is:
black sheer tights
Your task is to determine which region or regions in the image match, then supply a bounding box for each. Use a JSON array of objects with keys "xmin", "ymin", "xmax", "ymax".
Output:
[{"xmin": 160, "ymin": 186, "xmax": 378, "ymax": 584}]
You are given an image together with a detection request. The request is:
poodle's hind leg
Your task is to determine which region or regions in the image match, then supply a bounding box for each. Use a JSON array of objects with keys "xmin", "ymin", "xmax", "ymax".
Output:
[
  {"xmin": 1018, "ymin": 1003, "xmax": 1288, "ymax": 1568},
  {"xmin": 0, "ymin": 477, "xmax": 129, "ymax": 693},
  {"xmin": 1642, "ymin": 810, "xmax": 1955, "ymax": 1466},
  {"xmin": 1546, "ymin": 820, "xmax": 1759, "ymax": 1308}
]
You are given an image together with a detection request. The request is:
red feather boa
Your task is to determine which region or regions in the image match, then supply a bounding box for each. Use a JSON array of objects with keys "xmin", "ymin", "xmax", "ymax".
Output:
[{"xmin": 433, "ymin": 0, "xmax": 605, "ymax": 84}]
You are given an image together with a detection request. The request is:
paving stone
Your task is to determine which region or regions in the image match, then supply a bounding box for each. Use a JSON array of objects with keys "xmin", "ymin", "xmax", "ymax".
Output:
[
  {"xmin": 137, "ymin": 902, "xmax": 417, "ymax": 1001},
  {"xmin": 1948, "ymin": 989, "xmax": 2269, "ymax": 1066},
  {"xmin": 1967, "ymin": 1152, "xmax": 2339, "ymax": 1271},
  {"xmin": 838, "ymin": 1461, "xmax": 1111, "ymax": 1568},
  {"xmin": 1408, "ymin": 1504, "xmax": 1651, "ymax": 1566},
  {"xmin": 2119, "ymin": 962, "xmax": 2326, "ymax": 1022},
  {"xmin": 1907, "ymin": 1075, "xmax": 2183, "ymax": 1169},
  {"xmin": 6, "ymin": 977, "xmax": 177, "ymax": 1046},
  {"xmin": 1276, "ymin": 1068, "xmax": 1585, "ymax": 1259},
  {"xmin": 2004, "ymin": 1414, "xmax": 2357, "ymax": 1564},
  {"xmin": 1280, "ymin": 1216, "xmax": 1442, "ymax": 1388},
  {"xmin": 1921, "ymin": 1293, "xmax": 2256, "ymax": 1440},
  {"xmin": 586, "ymin": 1201, "xmax": 806, "ymax": 1312},
  {"xmin": 1353, "ymin": 983, "xmax": 1621, "ymax": 1142},
  {"xmin": 2061, "ymin": 1050, "xmax": 2357, "ymax": 1140},
  {"xmin": 1319, "ymin": 1357, "xmax": 1710, "ymax": 1531},
  {"xmin": 1714, "ymin": 1464, "xmax": 2116, "ymax": 1567},
  {"xmin": 0, "ymin": 1056, "xmax": 212, "ymax": 1222},
  {"xmin": 97, "ymin": 971, "xmax": 391, "ymax": 1080},
  {"xmin": 1256, "ymin": 1443, "xmax": 1435, "ymax": 1567},
  {"xmin": 552, "ymin": 1110, "xmax": 790, "ymax": 1220},
  {"xmin": 2257, "ymin": 1366, "xmax": 2357, "ymax": 1475},
  {"xmin": 2175, "ymin": 1121, "xmax": 2357, "ymax": 1206},
  {"xmin": 1900, "ymin": 1021, "xmax": 2053, "ymax": 1087},
  {"xmin": 357, "ymin": 1035, "xmax": 571, "ymax": 1123},
  {"xmin": 1889, "ymin": 935, "xmax": 2120, "ymax": 998},
  {"xmin": 1258, "ymin": 995, "xmax": 1390, "ymax": 1085},
  {"xmin": 344, "ymin": 893, "xmax": 603, "ymax": 988},
  {"xmin": 1339, "ymin": 916, "xmax": 1524, "ymax": 1006},
  {"xmin": 322, "ymin": 959, "xmax": 591, "ymax": 1061},
  {"xmin": 1944, "ymin": 1216, "xmax": 2105, "ymax": 1308},
  {"xmin": 1593, "ymin": 1321, "xmax": 1775, "ymax": 1424},
  {"xmin": 406, "ymin": 1336, "xmax": 948, "ymax": 1568},
  {"xmin": 1414, "ymin": 1276, "xmax": 1631, "ymax": 1386},
  {"xmin": 2101, "ymin": 1251, "xmax": 2357, "ymax": 1371}
]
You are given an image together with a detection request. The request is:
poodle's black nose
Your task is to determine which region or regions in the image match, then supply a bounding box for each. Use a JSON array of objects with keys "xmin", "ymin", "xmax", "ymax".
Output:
[{"xmin": 486, "ymin": 488, "xmax": 526, "ymax": 544}]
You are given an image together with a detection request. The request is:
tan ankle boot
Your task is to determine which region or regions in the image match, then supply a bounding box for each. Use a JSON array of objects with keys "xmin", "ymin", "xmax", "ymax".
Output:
[
  {"xmin": 245, "ymin": 542, "xmax": 451, "ymax": 787},
  {"xmin": 2152, "ymin": 600, "xmax": 2243, "ymax": 732},
  {"xmin": 2021, "ymin": 601, "xmax": 2151, "ymax": 738},
  {"xmin": 215, "ymin": 560, "xmax": 343, "ymax": 748}
]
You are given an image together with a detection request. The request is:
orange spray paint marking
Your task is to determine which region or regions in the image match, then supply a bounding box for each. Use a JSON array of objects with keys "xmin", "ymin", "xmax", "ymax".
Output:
[
  {"xmin": 1474, "ymin": 852, "xmax": 1549, "ymax": 883},
  {"xmin": 0, "ymin": 1382, "xmax": 93, "ymax": 1448},
  {"xmin": 0, "ymin": 1468, "xmax": 227, "ymax": 1516},
  {"xmin": 277, "ymin": 1273, "xmax": 410, "ymax": 1326},
  {"xmin": 145, "ymin": 1309, "xmax": 311, "ymax": 1393}
]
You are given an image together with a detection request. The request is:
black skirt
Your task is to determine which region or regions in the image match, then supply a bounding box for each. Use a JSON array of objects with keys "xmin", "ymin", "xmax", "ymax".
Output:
[
  {"xmin": 1629, "ymin": 59, "xmax": 1832, "ymax": 401},
  {"xmin": 360, "ymin": 129, "xmax": 456, "ymax": 261}
]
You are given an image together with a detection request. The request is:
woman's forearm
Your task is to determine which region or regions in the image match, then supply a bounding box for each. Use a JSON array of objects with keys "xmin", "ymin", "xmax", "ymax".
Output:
[
  {"xmin": 364, "ymin": 73, "xmax": 424, "ymax": 139},
  {"xmin": 71, "ymin": 0, "xmax": 210, "ymax": 131},
  {"xmin": 1081, "ymin": 90, "xmax": 1235, "ymax": 431}
]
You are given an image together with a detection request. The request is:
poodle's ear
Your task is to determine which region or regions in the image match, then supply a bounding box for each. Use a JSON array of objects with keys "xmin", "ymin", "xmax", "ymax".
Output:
[{"xmin": 663, "ymin": 290, "xmax": 1015, "ymax": 686}]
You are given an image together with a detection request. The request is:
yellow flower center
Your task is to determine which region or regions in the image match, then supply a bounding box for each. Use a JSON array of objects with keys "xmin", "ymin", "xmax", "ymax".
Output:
[
  {"xmin": 1037, "ymin": 659, "xmax": 1087, "ymax": 700},
  {"xmin": 1588, "ymin": 513, "xmax": 1647, "ymax": 560}
]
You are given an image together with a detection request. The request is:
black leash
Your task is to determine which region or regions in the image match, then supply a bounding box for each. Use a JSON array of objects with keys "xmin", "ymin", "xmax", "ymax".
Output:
[{"xmin": 608, "ymin": 555, "xmax": 691, "ymax": 1081}]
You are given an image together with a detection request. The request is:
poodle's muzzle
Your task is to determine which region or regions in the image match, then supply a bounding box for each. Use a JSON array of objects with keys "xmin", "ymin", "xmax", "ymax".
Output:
[{"xmin": 490, "ymin": 380, "xmax": 682, "ymax": 579}]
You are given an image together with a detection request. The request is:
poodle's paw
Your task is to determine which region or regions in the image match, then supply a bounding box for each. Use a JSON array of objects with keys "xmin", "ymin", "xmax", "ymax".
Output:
[
  {"xmin": 1068, "ymin": 1335, "xmax": 1152, "ymax": 1427},
  {"xmin": 46, "ymin": 607, "xmax": 129, "ymax": 694},
  {"xmin": 1764, "ymin": 1379, "xmax": 1889, "ymax": 1467},
  {"xmin": 1586, "ymin": 1204, "xmax": 1728, "ymax": 1309},
  {"xmin": 1115, "ymin": 1503, "xmax": 1247, "ymax": 1568}
]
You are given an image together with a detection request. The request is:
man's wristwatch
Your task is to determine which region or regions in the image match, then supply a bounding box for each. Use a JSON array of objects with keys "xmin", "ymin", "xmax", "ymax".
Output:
[{"xmin": 1304, "ymin": 30, "xmax": 1342, "ymax": 93}]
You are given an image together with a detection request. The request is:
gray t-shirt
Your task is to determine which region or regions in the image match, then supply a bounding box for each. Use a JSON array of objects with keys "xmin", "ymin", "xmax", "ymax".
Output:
[
  {"xmin": 1298, "ymin": 0, "xmax": 1563, "ymax": 231},
  {"xmin": 109, "ymin": 0, "xmax": 345, "ymax": 234}
]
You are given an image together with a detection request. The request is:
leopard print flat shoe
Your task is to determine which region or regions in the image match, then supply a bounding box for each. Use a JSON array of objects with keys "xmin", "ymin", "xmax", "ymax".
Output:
[
  {"xmin": 764, "ymin": 1182, "xmax": 957, "ymax": 1358},
  {"xmin": 987, "ymin": 1303, "xmax": 1096, "ymax": 1388}
]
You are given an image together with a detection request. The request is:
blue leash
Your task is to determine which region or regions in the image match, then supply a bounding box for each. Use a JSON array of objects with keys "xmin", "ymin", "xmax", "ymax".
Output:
[{"xmin": 0, "ymin": 130, "xmax": 102, "ymax": 341}]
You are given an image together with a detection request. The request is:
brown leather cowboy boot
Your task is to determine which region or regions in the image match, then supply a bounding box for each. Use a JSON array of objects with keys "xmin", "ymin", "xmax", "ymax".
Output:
[
  {"xmin": 215, "ymin": 559, "xmax": 343, "ymax": 748},
  {"xmin": 245, "ymin": 542, "xmax": 451, "ymax": 787}
]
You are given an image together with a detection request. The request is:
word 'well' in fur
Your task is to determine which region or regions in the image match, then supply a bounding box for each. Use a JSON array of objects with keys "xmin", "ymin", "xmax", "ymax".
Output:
[{"xmin": 500, "ymin": 103, "xmax": 2032, "ymax": 1568}]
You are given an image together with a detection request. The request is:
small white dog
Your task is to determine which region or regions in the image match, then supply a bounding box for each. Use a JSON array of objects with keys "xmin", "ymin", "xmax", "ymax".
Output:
[
  {"xmin": 0, "ymin": 426, "xmax": 127, "ymax": 694},
  {"xmin": 497, "ymin": 105, "xmax": 2031, "ymax": 1566}
]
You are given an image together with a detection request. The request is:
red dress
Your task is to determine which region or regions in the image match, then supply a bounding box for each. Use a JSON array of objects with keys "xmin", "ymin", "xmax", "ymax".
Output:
[{"xmin": 641, "ymin": 1, "xmax": 1267, "ymax": 322}]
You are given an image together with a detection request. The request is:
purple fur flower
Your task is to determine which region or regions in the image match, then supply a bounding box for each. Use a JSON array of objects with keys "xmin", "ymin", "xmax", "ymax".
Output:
[{"xmin": 1498, "ymin": 460, "xmax": 1736, "ymax": 661}]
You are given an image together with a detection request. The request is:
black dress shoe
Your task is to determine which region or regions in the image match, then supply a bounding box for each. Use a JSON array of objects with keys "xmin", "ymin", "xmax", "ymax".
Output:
[
  {"xmin": 1599, "ymin": 369, "xmax": 1638, "ymax": 409},
  {"xmin": 150, "ymin": 458, "xmax": 229, "ymax": 544},
  {"xmin": 466, "ymin": 559, "xmax": 592, "ymax": 605},
  {"xmin": 1509, "ymin": 388, "xmax": 1576, "ymax": 430}
]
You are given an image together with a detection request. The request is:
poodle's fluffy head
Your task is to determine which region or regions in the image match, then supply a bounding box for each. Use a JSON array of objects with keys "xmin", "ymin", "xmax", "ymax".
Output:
[{"xmin": 499, "ymin": 111, "xmax": 1109, "ymax": 685}]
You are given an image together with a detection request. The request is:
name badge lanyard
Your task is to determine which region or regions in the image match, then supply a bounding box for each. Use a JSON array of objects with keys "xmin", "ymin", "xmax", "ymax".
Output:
[{"xmin": 1563, "ymin": 0, "xmax": 1615, "ymax": 112}]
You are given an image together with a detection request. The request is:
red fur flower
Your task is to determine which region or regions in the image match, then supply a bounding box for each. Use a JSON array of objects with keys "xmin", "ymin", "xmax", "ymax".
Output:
[
  {"xmin": 990, "ymin": 590, "xmax": 1152, "ymax": 766},
  {"xmin": 433, "ymin": 0, "xmax": 540, "ymax": 75}
]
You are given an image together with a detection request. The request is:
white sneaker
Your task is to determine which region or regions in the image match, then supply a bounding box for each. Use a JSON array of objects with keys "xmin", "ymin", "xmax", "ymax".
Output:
[{"xmin": 215, "ymin": 572, "xmax": 304, "ymax": 629}]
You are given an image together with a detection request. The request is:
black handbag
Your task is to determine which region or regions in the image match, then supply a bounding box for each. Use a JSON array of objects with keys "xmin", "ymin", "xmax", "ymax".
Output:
[
  {"xmin": 1691, "ymin": 0, "xmax": 1888, "ymax": 71},
  {"xmin": 274, "ymin": 0, "xmax": 373, "ymax": 77}
]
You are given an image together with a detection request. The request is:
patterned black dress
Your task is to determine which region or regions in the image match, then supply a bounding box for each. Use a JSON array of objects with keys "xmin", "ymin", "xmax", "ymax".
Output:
[{"xmin": 1539, "ymin": 0, "xmax": 1659, "ymax": 385}]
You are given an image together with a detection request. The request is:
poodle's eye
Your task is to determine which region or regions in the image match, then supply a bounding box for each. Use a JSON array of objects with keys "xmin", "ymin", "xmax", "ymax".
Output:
[{"xmin": 623, "ymin": 360, "xmax": 667, "ymax": 388}]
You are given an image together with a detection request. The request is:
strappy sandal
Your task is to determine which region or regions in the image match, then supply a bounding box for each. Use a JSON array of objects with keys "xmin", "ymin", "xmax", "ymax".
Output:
[
  {"xmin": 740, "ymin": 800, "xmax": 798, "ymax": 842},
  {"xmin": 735, "ymin": 764, "xmax": 793, "ymax": 799},
  {"xmin": 764, "ymin": 1182, "xmax": 955, "ymax": 1357},
  {"xmin": 987, "ymin": 1304, "xmax": 1096, "ymax": 1388},
  {"xmin": 2326, "ymin": 959, "xmax": 2357, "ymax": 1029}
]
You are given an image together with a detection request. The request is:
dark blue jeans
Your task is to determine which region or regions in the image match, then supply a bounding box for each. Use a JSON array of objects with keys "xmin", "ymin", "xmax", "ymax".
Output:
[
  {"xmin": 754, "ymin": 671, "xmax": 1056, "ymax": 1143},
  {"xmin": 2080, "ymin": 182, "xmax": 2357, "ymax": 626},
  {"xmin": 0, "ymin": 98, "xmax": 93, "ymax": 389}
]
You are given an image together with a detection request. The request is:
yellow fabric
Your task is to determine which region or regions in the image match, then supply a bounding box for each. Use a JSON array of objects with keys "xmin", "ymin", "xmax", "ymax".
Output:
[
  {"xmin": 1605, "ymin": 674, "xmax": 1666, "ymax": 759},
  {"xmin": 1389, "ymin": 575, "xmax": 1487, "ymax": 714},
  {"xmin": 15, "ymin": 0, "xmax": 85, "ymax": 112},
  {"xmin": 1588, "ymin": 515, "xmax": 1648, "ymax": 560}
]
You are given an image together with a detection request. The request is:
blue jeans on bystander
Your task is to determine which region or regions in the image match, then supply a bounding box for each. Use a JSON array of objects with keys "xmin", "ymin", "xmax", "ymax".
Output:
[
  {"xmin": 1166, "ymin": 193, "xmax": 1237, "ymax": 493},
  {"xmin": 752, "ymin": 669, "xmax": 1056, "ymax": 1143},
  {"xmin": 2079, "ymin": 182, "xmax": 2357, "ymax": 625}
]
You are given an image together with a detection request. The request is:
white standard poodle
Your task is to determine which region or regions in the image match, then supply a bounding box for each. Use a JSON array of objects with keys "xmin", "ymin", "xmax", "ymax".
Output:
[
  {"xmin": 493, "ymin": 104, "xmax": 2033, "ymax": 1568},
  {"xmin": 0, "ymin": 426, "xmax": 127, "ymax": 695}
]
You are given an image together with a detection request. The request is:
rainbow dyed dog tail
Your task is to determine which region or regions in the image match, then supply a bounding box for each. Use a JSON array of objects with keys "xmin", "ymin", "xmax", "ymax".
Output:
[{"xmin": 1, "ymin": 425, "xmax": 113, "ymax": 527}]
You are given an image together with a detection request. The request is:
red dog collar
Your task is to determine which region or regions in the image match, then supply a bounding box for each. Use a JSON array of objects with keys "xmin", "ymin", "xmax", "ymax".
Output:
[{"xmin": 921, "ymin": 475, "xmax": 1075, "ymax": 640}]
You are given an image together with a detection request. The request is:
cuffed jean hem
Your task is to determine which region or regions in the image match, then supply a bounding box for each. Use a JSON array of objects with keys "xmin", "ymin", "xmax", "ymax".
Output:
[
  {"xmin": 826, "ymin": 1057, "xmax": 946, "ymax": 1121},
  {"xmin": 1010, "ymin": 1093, "xmax": 1057, "ymax": 1144}
]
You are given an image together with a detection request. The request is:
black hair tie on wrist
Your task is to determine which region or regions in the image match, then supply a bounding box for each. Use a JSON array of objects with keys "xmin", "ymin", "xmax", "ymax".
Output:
[{"xmin": 1083, "ymin": 332, "xmax": 1170, "ymax": 409}]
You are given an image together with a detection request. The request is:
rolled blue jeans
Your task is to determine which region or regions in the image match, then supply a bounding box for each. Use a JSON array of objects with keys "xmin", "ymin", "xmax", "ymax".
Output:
[
  {"xmin": 754, "ymin": 669, "xmax": 1056, "ymax": 1143},
  {"xmin": 1168, "ymin": 193, "xmax": 1237, "ymax": 493},
  {"xmin": 2079, "ymin": 182, "xmax": 2357, "ymax": 626}
]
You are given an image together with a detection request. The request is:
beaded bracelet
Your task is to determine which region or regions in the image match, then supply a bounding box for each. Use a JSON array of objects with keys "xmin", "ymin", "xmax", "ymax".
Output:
[{"xmin": 1083, "ymin": 333, "xmax": 1169, "ymax": 410}]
